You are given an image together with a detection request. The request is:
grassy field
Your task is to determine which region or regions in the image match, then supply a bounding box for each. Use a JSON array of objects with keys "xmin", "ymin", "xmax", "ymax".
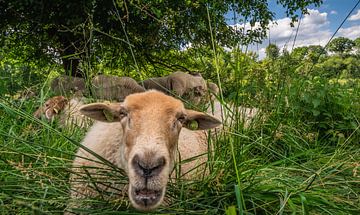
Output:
[{"xmin": 1, "ymin": 51, "xmax": 360, "ymax": 214}]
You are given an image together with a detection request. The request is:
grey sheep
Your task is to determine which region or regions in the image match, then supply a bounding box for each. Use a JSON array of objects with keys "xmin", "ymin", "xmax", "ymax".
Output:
[
  {"xmin": 91, "ymin": 74, "xmax": 145, "ymax": 101},
  {"xmin": 141, "ymin": 71, "xmax": 208, "ymax": 104},
  {"xmin": 51, "ymin": 75, "xmax": 87, "ymax": 96},
  {"xmin": 207, "ymin": 81, "xmax": 220, "ymax": 101}
]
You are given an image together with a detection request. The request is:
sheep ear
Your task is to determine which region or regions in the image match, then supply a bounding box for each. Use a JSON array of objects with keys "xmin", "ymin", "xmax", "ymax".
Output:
[
  {"xmin": 184, "ymin": 109, "xmax": 221, "ymax": 130},
  {"xmin": 80, "ymin": 103, "xmax": 125, "ymax": 122}
]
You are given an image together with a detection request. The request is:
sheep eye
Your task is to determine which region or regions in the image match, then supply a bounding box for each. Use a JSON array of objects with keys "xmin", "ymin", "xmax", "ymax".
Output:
[
  {"xmin": 119, "ymin": 109, "xmax": 128, "ymax": 118},
  {"xmin": 177, "ymin": 114, "xmax": 186, "ymax": 124}
]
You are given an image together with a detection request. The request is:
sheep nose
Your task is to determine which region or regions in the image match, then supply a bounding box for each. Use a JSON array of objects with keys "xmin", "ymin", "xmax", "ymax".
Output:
[{"xmin": 132, "ymin": 155, "xmax": 166, "ymax": 178}]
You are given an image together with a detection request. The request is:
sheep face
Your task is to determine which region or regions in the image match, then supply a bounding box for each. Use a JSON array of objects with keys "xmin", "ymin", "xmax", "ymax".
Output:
[
  {"xmin": 33, "ymin": 96, "xmax": 68, "ymax": 119},
  {"xmin": 80, "ymin": 91, "xmax": 221, "ymax": 211}
]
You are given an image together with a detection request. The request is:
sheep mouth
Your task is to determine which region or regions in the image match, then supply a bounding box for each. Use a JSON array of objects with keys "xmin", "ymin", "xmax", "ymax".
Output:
[{"xmin": 130, "ymin": 186, "xmax": 165, "ymax": 210}]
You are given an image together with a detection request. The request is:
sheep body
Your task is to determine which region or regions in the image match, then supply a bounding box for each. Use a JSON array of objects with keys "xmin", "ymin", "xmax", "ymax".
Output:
[
  {"xmin": 59, "ymin": 97, "xmax": 93, "ymax": 129},
  {"xmin": 51, "ymin": 75, "xmax": 87, "ymax": 95},
  {"xmin": 142, "ymin": 71, "xmax": 208, "ymax": 104},
  {"xmin": 70, "ymin": 122, "xmax": 126, "ymax": 200},
  {"xmin": 174, "ymin": 128, "xmax": 209, "ymax": 178},
  {"xmin": 91, "ymin": 75, "xmax": 145, "ymax": 101},
  {"xmin": 207, "ymin": 100, "xmax": 259, "ymax": 128}
]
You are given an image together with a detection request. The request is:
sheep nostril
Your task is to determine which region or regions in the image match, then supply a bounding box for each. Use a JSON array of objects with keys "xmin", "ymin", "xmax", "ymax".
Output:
[{"xmin": 132, "ymin": 155, "xmax": 166, "ymax": 178}]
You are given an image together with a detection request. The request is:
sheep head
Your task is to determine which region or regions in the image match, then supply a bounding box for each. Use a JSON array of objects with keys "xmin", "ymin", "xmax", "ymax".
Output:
[
  {"xmin": 33, "ymin": 96, "xmax": 68, "ymax": 120},
  {"xmin": 79, "ymin": 90, "xmax": 221, "ymax": 211}
]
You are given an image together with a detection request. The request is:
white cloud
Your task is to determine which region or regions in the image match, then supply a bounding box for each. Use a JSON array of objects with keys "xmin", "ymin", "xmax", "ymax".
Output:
[
  {"xmin": 258, "ymin": 9, "xmax": 331, "ymax": 58},
  {"xmin": 229, "ymin": 9, "xmax": 360, "ymax": 59},
  {"xmin": 338, "ymin": 25, "xmax": 360, "ymax": 39},
  {"xmin": 330, "ymin": 10, "xmax": 337, "ymax": 15},
  {"xmin": 349, "ymin": 9, "xmax": 360, "ymax": 21},
  {"xmin": 257, "ymin": 47, "xmax": 267, "ymax": 60}
]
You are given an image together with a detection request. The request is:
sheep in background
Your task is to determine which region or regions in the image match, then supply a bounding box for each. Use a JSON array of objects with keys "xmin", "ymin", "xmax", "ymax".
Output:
[
  {"xmin": 141, "ymin": 71, "xmax": 208, "ymax": 104},
  {"xmin": 207, "ymin": 81, "xmax": 220, "ymax": 101},
  {"xmin": 67, "ymin": 90, "xmax": 221, "ymax": 212},
  {"xmin": 207, "ymin": 100, "xmax": 259, "ymax": 129},
  {"xmin": 33, "ymin": 96, "xmax": 92, "ymax": 129},
  {"xmin": 204, "ymin": 82, "xmax": 260, "ymax": 128},
  {"xmin": 51, "ymin": 75, "xmax": 87, "ymax": 96},
  {"xmin": 91, "ymin": 74, "xmax": 145, "ymax": 101}
]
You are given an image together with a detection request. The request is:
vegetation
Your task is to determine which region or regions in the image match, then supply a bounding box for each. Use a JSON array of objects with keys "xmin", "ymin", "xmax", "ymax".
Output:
[
  {"xmin": 1, "ymin": 0, "xmax": 322, "ymax": 76},
  {"xmin": 1, "ymin": 0, "xmax": 360, "ymax": 214},
  {"xmin": 327, "ymin": 37, "xmax": 356, "ymax": 55}
]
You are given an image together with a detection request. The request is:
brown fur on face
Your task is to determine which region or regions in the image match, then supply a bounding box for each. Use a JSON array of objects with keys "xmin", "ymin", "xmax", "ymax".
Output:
[
  {"xmin": 76, "ymin": 90, "xmax": 221, "ymax": 211},
  {"xmin": 117, "ymin": 92, "xmax": 186, "ymax": 210},
  {"xmin": 33, "ymin": 96, "xmax": 68, "ymax": 120}
]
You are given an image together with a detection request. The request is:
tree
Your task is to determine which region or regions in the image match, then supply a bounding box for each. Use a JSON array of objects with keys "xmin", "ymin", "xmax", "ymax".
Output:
[
  {"xmin": 0, "ymin": 0, "xmax": 323, "ymax": 77},
  {"xmin": 265, "ymin": 43, "xmax": 280, "ymax": 60},
  {"xmin": 291, "ymin": 46, "xmax": 309, "ymax": 61},
  {"xmin": 354, "ymin": 37, "xmax": 360, "ymax": 55},
  {"xmin": 1, "ymin": 0, "xmax": 94, "ymax": 77},
  {"xmin": 307, "ymin": 45, "xmax": 326, "ymax": 63},
  {"xmin": 327, "ymin": 37, "xmax": 355, "ymax": 55}
]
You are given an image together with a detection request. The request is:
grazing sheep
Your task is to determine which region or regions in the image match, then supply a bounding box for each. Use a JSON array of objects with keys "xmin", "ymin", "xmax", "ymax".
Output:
[
  {"xmin": 203, "ymin": 82, "xmax": 259, "ymax": 128},
  {"xmin": 33, "ymin": 96, "xmax": 92, "ymax": 129},
  {"xmin": 207, "ymin": 100, "xmax": 259, "ymax": 129},
  {"xmin": 68, "ymin": 90, "xmax": 221, "ymax": 212},
  {"xmin": 207, "ymin": 81, "xmax": 220, "ymax": 101},
  {"xmin": 91, "ymin": 75, "xmax": 145, "ymax": 101},
  {"xmin": 141, "ymin": 71, "xmax": 208, "ymax": 104},
  {"xmin": 51, "ymin": 75, "xmax": 87, "ymax": 96}
]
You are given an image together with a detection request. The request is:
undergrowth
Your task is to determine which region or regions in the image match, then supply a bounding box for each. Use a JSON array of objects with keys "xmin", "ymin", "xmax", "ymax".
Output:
[{"xmin": 1, "ymin": 47, "xmax": 359, "ymax": 214}]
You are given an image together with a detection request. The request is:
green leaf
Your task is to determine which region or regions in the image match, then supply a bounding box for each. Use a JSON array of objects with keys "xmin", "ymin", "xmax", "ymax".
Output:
[
  {"xmin": 312, "ymin": 99, "xmax": 321, "ymax": 108},
  {"xmin": 311, "ymin": 109, "xmax": 320, "ymax": 116},
  {"xmin": 300, "ymin": 194, "xmax": 308, "ymax": 215},
  {"xmin": 225, "ymin": 206, "xmax": 237, "ymax": 215},
  {"xmin": 234, "ymin": 184, "xmax": 244, "ymax": 215}
]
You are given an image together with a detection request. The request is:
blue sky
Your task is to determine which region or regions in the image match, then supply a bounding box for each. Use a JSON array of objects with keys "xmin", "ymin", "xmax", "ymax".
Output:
[
  {"xmin": 270, "ymin": 0, "xmax": 359, "ymax": 32},
  {"xmin": 227, "ymin": 0, "xmax": 360, "ymax": 58}
]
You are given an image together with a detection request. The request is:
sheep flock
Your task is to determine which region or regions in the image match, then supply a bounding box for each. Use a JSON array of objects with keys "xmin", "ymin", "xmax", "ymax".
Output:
[{"xmin": 33, "ymin": 71, "xmax": 259, "ymax": 213}]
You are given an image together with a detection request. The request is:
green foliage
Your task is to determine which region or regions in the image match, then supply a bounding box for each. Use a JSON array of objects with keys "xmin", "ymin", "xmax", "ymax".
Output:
[
  {"xmin": 1, "ymin": 0, "xmax": 322, "ymax": 76},
  {"xmin": 290, "ymin": 45, "xmax": 326, "ymax": 65},
  {"xmin": 265, "ymin": 43, "xmax": 280, "ymax": 60},
  {"xmin": 291, "ymin": 77, "xmax": 359, "ymax": 140},
  {"xmin": 327, "ymin": 37, "xmax": 356, "ymax": 55},
  {"xmin": 0, "ymin": 36, "xmax": 60, "ymax": 97},
  {"xmin": 1, "ymin": 44, "xmax": 360, "ymax": 213},
  {"xmin": 354, "ymin": 37, "xmax": 360, "ymax": 55},
  {"xmin": 317, "ymin": 55, "xmax": 360, "ymax": 78},
  {"xmin": 2, "ymin": 1, "xmax": 360, "ymax": 214}
]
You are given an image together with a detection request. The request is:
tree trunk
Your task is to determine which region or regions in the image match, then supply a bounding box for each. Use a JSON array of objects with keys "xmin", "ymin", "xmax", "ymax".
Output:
[
  {"xmin": 62, "ymin": 56, "xmax": 81, "ymax": 77},
  {"xmin": 60, "ymin": 38, "xmax": 84, "ymax": 78}
]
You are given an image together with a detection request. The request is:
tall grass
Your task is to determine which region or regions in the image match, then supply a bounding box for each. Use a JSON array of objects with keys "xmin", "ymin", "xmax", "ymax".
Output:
[
  {"xmin": 1, "ymin": 47, "xmax": 359, "ymax": 214},
  {"xmin": 1, "ymin": 5, "xmax": 360, "ymax": 212}
]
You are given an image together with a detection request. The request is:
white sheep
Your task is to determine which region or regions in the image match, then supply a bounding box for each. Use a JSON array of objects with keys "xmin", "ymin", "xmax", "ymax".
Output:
[
  {"xmin": 204, "ymin": 82, "xmax": 259, "ymax": 128},
  {"xmin": 67, "ymin": 90, "xmax": 221, "ymax": 212},
  {"xmin": 207, "ymin": 100, "xmax": 259, "ymax": 129}
]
